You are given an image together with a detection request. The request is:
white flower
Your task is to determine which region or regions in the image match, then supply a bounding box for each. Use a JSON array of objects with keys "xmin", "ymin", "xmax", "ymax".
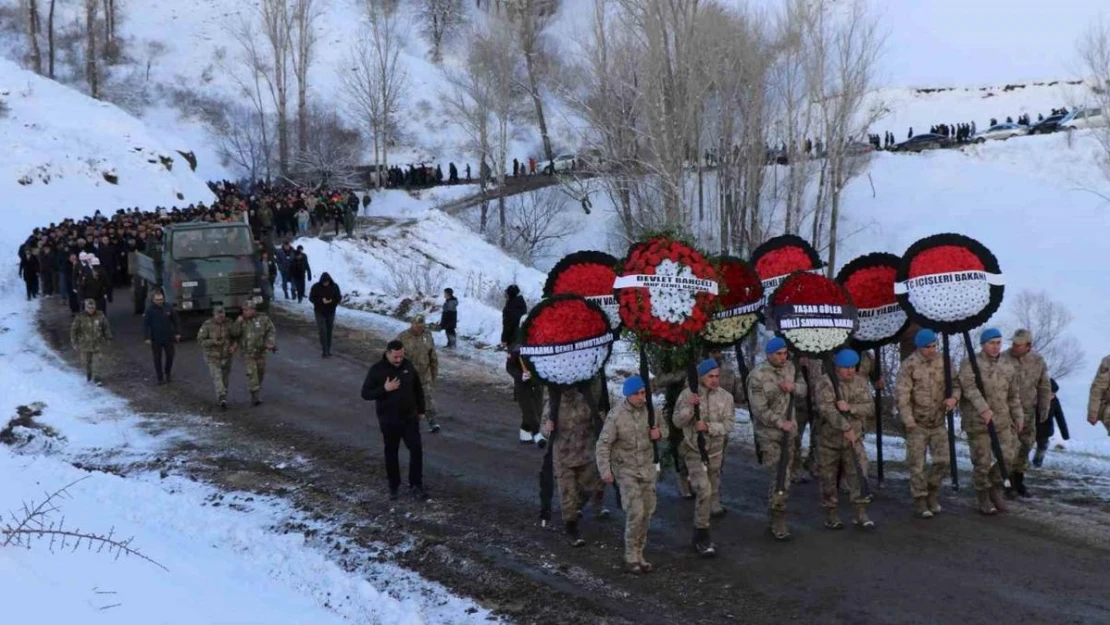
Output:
[
  {"xmin": 702, "ymin": 314, "xmax": 758, "ymax": 345},
  {"xmin": 648, "ymin": 259, "xmax": 698, "ymax": 324},
  {"xmin": 585, "ymin": 295, "xmax": 621, "ymax": 331},
  {"xmin": 855, "ymin": 306, "xmax": 908, "ymax": 343},
  {"xmin": 907, "ymin": 278, "xmax": 990, "ymax": 323},
  {"xmin": 530, "ymin": 345, "xmax": 611, "ymax": 385},
  {"xmin": 783, "ymin": 328, "xmax": 852, "ymax": 354}
]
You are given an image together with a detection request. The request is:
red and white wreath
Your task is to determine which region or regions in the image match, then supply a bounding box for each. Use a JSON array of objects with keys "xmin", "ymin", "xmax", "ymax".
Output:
[
  {"xmin": 702, "ymin": 255, "xmax": 763, "ymax": 346},
  {"xmin": 895, "ymin": 233, "xmax": 1005, "ymax": 333},
  {"xmin": 519, "ymin": 295, "xmax": 614, "ymax": 385},
  {"xmin": 543, "ymin": 251, "xmax": 621, "ymax": 331},
  {"xmin": 751, "ymin": 234, "xmax": 824, "ymax": 308},
  {"xmin": 837, "ymin": 252, "xmax": 909, "ymax": 349},
  {"xmin": 768, "ymin": 272, "xmax": 858, "ymax": 356},
  {"xmin": 615, "ymin": 237, "xmax": 718, "ymax": 345}
]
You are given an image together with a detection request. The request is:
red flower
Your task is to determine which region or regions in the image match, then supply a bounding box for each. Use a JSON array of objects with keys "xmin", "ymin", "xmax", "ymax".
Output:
[
  {"xmin": 526, "ymin": 298, "xmax": 608, "ymax": 345},
  {"xmin": 552, "ymin": 264, "xmax": 616, "ymax": 297},
  {"xmin": 842, "ymin": 265, "xmax": 897, "ymax": 309},
  {"xmin": 772, "ymin": 272, "xmax": 848, "ymax": 307},
  {"xmin": 616, "ymin": 237, "xmax": 718, "ymax": 344},
  {"xmin": 908, "ymin": 245, "xmax": 985, "ymax": 277},
  {"xmin": 716, "ymin": 257, "xmax": 763, "ymax": 310},
  {"xmin": 755, "ymin": 246, "xmax": 817, "ymax": 280}
]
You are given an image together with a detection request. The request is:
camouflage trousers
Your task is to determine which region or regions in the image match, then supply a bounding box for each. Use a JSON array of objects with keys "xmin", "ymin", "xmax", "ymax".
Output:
[
  {"xmin": 79, "ymin": 350, "xmax": 100, "ymax": 381},
  {"xmin": 967, "ymin": 424, "xmax": 1017, "ymax": 491},
  {"xmin": 422, "ymin": 378, "xmax": 438, "ymax": 417},
  {"xmin": 245, "ymin": 354, "xmax": 267, "ymax": 393},
  {"xmin": 758, "ymin": 433, "xmax": 795, "ymax": 513},
  {"xmin": 205, "ymin": 357, "xmax": 232, "ymax": 401},
  {"xmin": 682, "ymin": 445, "xmax": 723, "ymax": 529},
  {"xmin": 556, "ymin": 461, "xmax": 601, "ymax": 521},
  {"xmin": 1011, "ymin": 418, "xmax": 1036, "ymax": 474},
  {"xmin": 616, "ymin": 474, "xmax": 657, "ymax": 565},
  {"xmin": 818, "ymin": 437, "xmax": 869, "ymax": 509},
  {"xmin": 792, "ymin": 405, "xmax": 818, "ymax": 476},
  {"xmin": 906, "ymin": 424, "xmax": 950, "ymax": 498}
]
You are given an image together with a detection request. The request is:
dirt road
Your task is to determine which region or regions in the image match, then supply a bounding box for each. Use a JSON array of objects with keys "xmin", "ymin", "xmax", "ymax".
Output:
[{"xmin": 36, "ymin": 294, "xmax": 1110, "ymax": 625}]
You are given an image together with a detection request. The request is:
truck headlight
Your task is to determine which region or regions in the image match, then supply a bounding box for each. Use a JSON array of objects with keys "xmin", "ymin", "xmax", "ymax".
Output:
[{"xmin": 181, "ymin": 301, "xmax": 194, "ymax": 310}]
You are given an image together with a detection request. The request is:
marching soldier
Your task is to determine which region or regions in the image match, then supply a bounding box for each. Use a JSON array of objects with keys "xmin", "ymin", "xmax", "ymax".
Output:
[
  {"xmin": 543, "ymin": 384, "xmax": 602, "ymax": 547},
  {"xmin": 1087, "ymin": 355, "xmax": 1110, "ymax": 435},
  {"xmin": 70, "ymin": 298, "xmax": 112, "ymax": 384},
  {"xmin": 792, "ymin": 356, "xmax": 823, "ymax": 482},
  {"xmin": 674, "ymin": 359, "xmax": 735, "ymax": 556},
  {"xmin": 197, "ymin": 306, "xmax": 237, "ymax": 409},
  {"xmin": 895, "ymin": 329, "xmax": 958, "ymax": 518},
  {"xmin": 747, "ymin": 337, "xmax": 807, "ymax": 541},
  {"xmin": 958, "ymin": 328, "xmax": 1023, "ymax": 516},
  {"xmin": 815, "ymin": 349, "xmax": 876, "ymax": 530},
  {"xmin": 1004, "ymin": 329, "xmax": 1051, "ymax": 498},
  {"xmin": 234, "ymin": 300, "xmax": 276, "ymax": 406},
  {"xmin": 396, "ymin": 314, "xmax": 441, "ymax": 433},
  {"xmin": 596, "ymin": 375, "xmax": 666, "ymax": 574}
]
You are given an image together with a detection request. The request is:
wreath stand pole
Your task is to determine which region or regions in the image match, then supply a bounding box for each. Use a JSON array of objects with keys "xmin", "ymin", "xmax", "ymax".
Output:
[
  {"xmin": 942, "ymin": 333, "xmax": 960, "ymax": 491},
  {"xmin": 734, "ymin": 343, "xmax": 761, "ymax": 464},
  {"xmin": 593, "ymin": 367, "xmax": 623, "ymax": 511},
  {"xmin": 685, "ymin": 362, "xmax": 711, "ymax": 468},
  {"xmin": 872, "ymin": 347, "xmax": 884, "ymax": 486},
  {"xmin": 825, "ymin": 360, "xmax": 873, "ymax": 502},
  {"xmin": 638, "ymin": 342, "xmax": 660, "ymax": 470},
  {"xmin": 538, "ymin": 386, "xmax": 562, "ymax": 526},
  {"xmin": 960, "ymin": 331, "xmax": 1012, "ymax": 489},
  {"xmin": 774, "ymin": 392, "xmax": 795, "ymax": 497}
]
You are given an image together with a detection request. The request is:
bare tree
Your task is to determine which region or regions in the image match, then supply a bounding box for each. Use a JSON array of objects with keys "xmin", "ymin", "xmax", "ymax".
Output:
[
  {"xmin": 1008, "ymin": 289, "xmax": 1086, "ymax": 380},
  {"xmin": 101, "ymin": 0, "xmax": 118, "ymax": 61},
  {"xmin": 47, "ymin": 0, "xmax": 56, "ymax": 78},
  {"xmin": 508, "ymin": 0, "xmax": 555, "ymax": 162},
  {"xmin": 289, "ymin": 0, "xmax": 322, "ymax": 158},
  {"xmin": 83, "ymin": 0, "xmax": 99, "ymax": 98},
  {"xmin": 216, "ymin": 102, "xmax": 276, "ymax": 182},
  {"xmin": 26, "ymin": 0, "xmax": 43, "ymax": 74},
  {"xmin": 503, "ymin": 189, "xmax": 578, "ymax": 262},
  {"xmin": 1076, "ymin": 18, "xmax": 1110, "ymax": 195},
  {"xmin": 343, "ymin": 0, "xmax": 408, "ymax": 189},
  {"xmin": 420, "ymin": 0, "xmax": 466, "ymax": 63},
  {"xmin": 288, "ymin": 106, "xmax": 364, "ymax": 189}
]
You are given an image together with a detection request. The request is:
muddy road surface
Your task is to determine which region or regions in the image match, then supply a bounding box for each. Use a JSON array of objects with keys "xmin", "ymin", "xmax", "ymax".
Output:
[{"xmin": 37, "ymin": 293, "xmax": 1110, "ymax": 625}]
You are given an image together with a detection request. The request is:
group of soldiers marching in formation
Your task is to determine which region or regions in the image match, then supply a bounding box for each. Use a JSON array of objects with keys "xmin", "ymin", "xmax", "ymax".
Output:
[{"xmin": 531, "ymin": 324, "xmax": 1109, "ymax": 575}]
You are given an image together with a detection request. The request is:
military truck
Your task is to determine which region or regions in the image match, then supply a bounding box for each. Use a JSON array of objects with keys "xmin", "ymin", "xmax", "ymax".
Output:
[{"xmin": 130, "ymin": 222, "xmax": 268, "ymax": 328}]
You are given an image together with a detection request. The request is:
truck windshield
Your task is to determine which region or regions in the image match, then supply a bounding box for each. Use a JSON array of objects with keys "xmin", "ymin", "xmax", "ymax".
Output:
[{"xmin": 171, "ymin": 228, "xmax": 255, "ymax": 259}]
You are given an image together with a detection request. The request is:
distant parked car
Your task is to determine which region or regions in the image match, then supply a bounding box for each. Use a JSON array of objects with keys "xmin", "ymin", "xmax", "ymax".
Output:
[
  {"xmin": 973, "ymin": 123, "xmax": 1025, "ymax": 143},
  {"xmin": 547, "ymin": 153, "xmax": 577, "ymax": 174},
  {"xmin": 845, "ymin": 141, "xmax": 875, "ymax": 156},
  {"xmin": 892, "ymin": 133, "xmax": 952, "ymax": 153},
  {"xmin": 1027, "ymin": 114, "xmax": 1066, "ymax": 135},
  {"xmin": 1058, "ymin": 107, "xmax": 1108, "ymax": 131}
]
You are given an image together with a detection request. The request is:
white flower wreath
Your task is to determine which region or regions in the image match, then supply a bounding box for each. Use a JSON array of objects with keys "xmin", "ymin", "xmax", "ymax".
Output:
[
  {"xmin": 530, "ymin": 345, "xmax": 611, "ymax": 385},
  {"xmin": 648, "ymin": 259, "xmax": 698, "ymax": 324}
]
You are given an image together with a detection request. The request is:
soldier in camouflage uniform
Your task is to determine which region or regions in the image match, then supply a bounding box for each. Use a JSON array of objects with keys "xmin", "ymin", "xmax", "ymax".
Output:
[
  {"xmin": 234, "ymin": 299, "xmax": 276, "ymax": 406},
  {"xmin": 674, "ymin": 358, "xmax": 736, "ymax": 557},
  {"xmin": 197, "ymin": 306, "xmax": 238, "ymax": 409},
  {"xmin": 596, "ymin": 375, "xmax": 666, "ymax": 574},
  {"xmin": 396, "ymin": 314, "xmax": 440, "ymax": 432},
  {"xmin": 543, "ymin": 385, "xmax": 602, "ymax": 547},
  {"xmin": 814, "ymin": 349, "xmax": 876, "ymax": 530},
  {"xmin": 1003, "ymin": 329, "xmax": 1052, "ymax": 498},
  {"xmin": 958, "ymin": 328, "xmax": 1024, "ymax": 516},
  {"xmin": 1087, "ymin": 355, "xmax": 1110, "ymax": 435},
  {"xmin": 792, "ymin": 356, "xmax": 823, "ymax": 482},
  {"xmin": 747, "ymin": 337, "xmax": 807, "ymax": 541},
  {"xmin": 70, "ymin": 298, "xmax": 112, "ymax": 384},
  {"xmin": 894, "ymin": 329, "xmax": 959, "ymax": 518}
]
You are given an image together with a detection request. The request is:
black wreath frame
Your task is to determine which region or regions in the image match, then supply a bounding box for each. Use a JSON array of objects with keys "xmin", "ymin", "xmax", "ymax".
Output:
[
  {"xmin": 518, "ymin": 293, "xmax": 614, "ymax": 387},
  {"xmin": 836, "ymin": 252, "xmax": 910, "ymax": 351},
  {"xmin": 542, "ymin": 250, "xmax": 620, "ymax": 298},
  {"xmin": 751, "ymin": 234, "xmax": 824, "ymax": 322},
  {"xmin": 895, "ymin": 232, "xmax": 1005, "ymax": 335},
  {"xmin": 702, "ymin": 254, "xmax": 763, "ymax": 347},
  {"xmin": 767, "ymin": 271, "xmax": 858, "ymax": 357}
]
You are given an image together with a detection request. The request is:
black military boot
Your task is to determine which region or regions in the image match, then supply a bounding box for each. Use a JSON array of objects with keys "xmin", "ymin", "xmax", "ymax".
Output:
[
  {"xmin": 251, "ymin": 391, "xmax": 262, "ymax": 407},
  {"xmin": 1032, "ymin": 447, "xmax": 1046, "ymax": 468},
  {"xmin": 1014, "ymin": 472, "xmax": 1030, "ymax": 498},
  {"xmin": 565, "ymin": 521, "xmax": 586, "ymax": 547},
  {"xmin": 693, "ymin": 528, "xmax": 716, "ymax": 557}
]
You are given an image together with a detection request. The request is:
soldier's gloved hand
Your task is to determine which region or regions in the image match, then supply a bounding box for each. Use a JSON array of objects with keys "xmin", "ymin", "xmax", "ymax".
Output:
[
  {"xmin": 780, "ymin": 420, "xmax": 796, "ymax": 433},
  {"xmin": 687, "ymin": 394, "xmax": 700, "ymax": 406},
  {"xmin": 649, "ymin": 426, "xmax": 661, "ymax": 441},
  {"xmin": 601, "ymin": 472, "xmax": 615, "ymax": 484},
  {"xmin": 904, "ymin": 418, "xmax": 917, "ymax": 431},
  {"xmin": 874, "ymin": 378, "xmax": 885, "ymax": 390},
  {"xmin": 1014, "ymin": 421, "xmax": 1024, "ymax": 434},
  {"xmin": 836, "ymin": 400, "xmax": 850, "ymax": 413},
  {"xmin": 844, "ymin": 429, "xmax": 859, "ymax": 443},
  {"xmin": 1089, "ymin": 413, "xmax": 1100, "ymax": 426},
  {"xmin": 944, "ymin": 397, "xmax": 957, "ymax": 411},
  {"xmin": 980, "ymin": 408, "xmax": 994, "ymax": 424},
  {"xmin": 541, "ymin": 419, "xmax": 554, "ymax": 436},
  {"xmin": 694, "ymin": 421, "xmax": 708, "ymax": 432}
]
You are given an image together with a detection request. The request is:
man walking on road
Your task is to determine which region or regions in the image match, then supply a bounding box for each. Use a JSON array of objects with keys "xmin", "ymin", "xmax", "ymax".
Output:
[
  {"xmin": 507, "ymin": 344, "xmax": 545, "ymax": 445},
  {"xmin": 396, "ymin": 315, "xmax": 441, "ymax": 433},
  {"xmin": 814, "ymin": 349, "xmax": 876, "ymax": 531},
  {"xmin": 596, "ymin": 375, "xmax": 665, "ymax": 575},
  {"xmin": 362, "ymin": 340, "xmax": 428, "ymax": 501},
  {"xmin": 197, "ymin": 306, "xmax": 237, "ymax": 409},
  {"xmin": 441, "ymin": 288, "xmax": 458, "ymax": 348},
  {"xmin": 70, "ymin": 298, "xmax": 112, "ymax": 385},
  {"xmin": 500, "ymin": 285, "xmax": 527, "ymax": 349},
  {"xmin": 143, "ymin": 288, "xmax": 181, "ymax": 384},
  {"xmin": 309, "ymin": 272, "xmax": 341, "ymax": 357},
  {"xmin": 1004, "ymin": 328, "xmax": 1051, "ymax": 498},
  {"xmin": 543, "ymin": 384, "xmax": 602, "ymax": 547},
  {"xmin": 234, "ymin": 300, "xmax": 276, "ymax": 407}
]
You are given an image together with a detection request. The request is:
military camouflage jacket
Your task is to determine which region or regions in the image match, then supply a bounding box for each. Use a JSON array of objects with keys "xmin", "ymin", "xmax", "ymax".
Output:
[
  {"xmin": 958, "ymin": 351, "xmax": 1023, "ymax": 432},
  {"xmin": 674, "ymin": 385, "xmax": 734, "ymax": 457},
  {"xmin": 895, "ymin": 350, "xmax": 960, "ymax": 429},
  {"xmin": 545, "ymin": 388, "xmax": 597, "ymax": 470},
  {"xmin": 1088, "ymin": 356, "xmax": 1110, "ymax": 430},
  {"xmin": 747, "ymin": 360, "xmax": 807, "ymax": 441},
  {"xmin": 814, "ymin": 373, "xmax": 874, "ymax": 443},
  {"xmin": 396, "ymin": 328, "xmax": 438, "ymax": 381},
  {"xmin": 235, "ymin": 314, "xmax": 276, "ymax": 357},
  {"xmin": 596, "ymin": 399, "xmax": 668, "ymax": 482},
  {"xmin": 197, "ymin": 318, "xmax": 237, "ymax": 361},
  {"xmin": 1004, "ymin": 349, "xmax": 1052, "ymax": 425},
  {"xmin": 70, "ymin": 311, "xmax": 111, "ymax": 353}
]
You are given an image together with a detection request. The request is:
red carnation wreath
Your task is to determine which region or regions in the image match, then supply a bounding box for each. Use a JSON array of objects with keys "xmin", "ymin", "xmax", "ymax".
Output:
[
  {"xmin": 702, "ymin": 255, "xmax": 763, "ymax": 346},
  {"xmin": 751, "ymin": 234, "xmax": 824, "ymax": 308},
  {"xmin": 768, "ymin": 272, "xmax": 858, "ymax": 356},
  {"xmin": 615, "ymin": 237, "xmax": 718, "ymax": 345},
  {"xmin": 543, "ymin": 251, "xmax": 621, "ymax": 331},
  {"xmin": 519, "ymin": 295, "xmax": 614, "ymax": 385},
  {"xmin": 894, "ymin": 233, "xmax": 1005, "ymax": 333},
  {"xmin": 836, "ymin": 252, "xmax": 909, "ymax": 350}
]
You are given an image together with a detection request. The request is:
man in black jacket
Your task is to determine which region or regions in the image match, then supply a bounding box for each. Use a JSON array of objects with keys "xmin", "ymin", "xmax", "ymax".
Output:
[
  {"xmin": 500, "ymin": 284, "xmax": 527, "ymax": 349},
  {"xmin": 309, "ymin": 272, "xmax": 341, "ymax": 357},
  {"xmin": 361, "ymin": 340, "xmax": 428, "ymax": 500},
  {"xmin": 289, "ymin": 246, "xmax": 312, "ymax": 303},
  {"xmin": 143, "ymin": 288, "xmax": 182, "ymax": 384}
]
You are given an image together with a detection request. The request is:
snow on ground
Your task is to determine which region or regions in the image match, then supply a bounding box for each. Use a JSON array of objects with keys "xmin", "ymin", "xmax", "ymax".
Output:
[{"xmin": 0, "ymin": 62, "xmax": 492, "ymax": 624}]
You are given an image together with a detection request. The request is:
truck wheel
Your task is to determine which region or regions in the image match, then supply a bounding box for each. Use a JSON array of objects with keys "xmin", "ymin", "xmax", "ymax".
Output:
[{"xmin": 133, "ymin": 280, "xmax": 147, "ymax": 315}]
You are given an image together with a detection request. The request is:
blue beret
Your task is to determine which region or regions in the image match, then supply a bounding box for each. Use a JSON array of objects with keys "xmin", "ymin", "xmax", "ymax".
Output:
[
  {"xmin": 833, "ymin": 348, "xmax": 860, "ymax": 368},
  {"xmin": 979, "ymin": 328, "xmax": 1002, "ymax": 345},
  {"xmin": 765, "ymin": 337, "xmax": 787, "ymax": 354},
  {"xmin": 697, "ymin": 358, "xmax": 720, "ymax": 377},
  {"xmin": 622, "ymin": 375, "xmax": 645, "ymax": 397},
  {"xmin": 914, "ymin": 328, "xmax": 937, "ymax": 348}
]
